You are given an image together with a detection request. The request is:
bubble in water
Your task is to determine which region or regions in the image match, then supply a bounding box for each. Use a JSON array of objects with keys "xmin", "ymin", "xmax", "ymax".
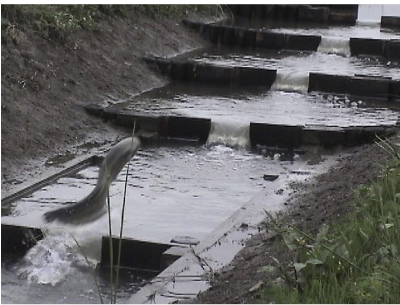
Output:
[{"xmin": 16, "ymin": 231, "xmax": 84, "ymax": 286}]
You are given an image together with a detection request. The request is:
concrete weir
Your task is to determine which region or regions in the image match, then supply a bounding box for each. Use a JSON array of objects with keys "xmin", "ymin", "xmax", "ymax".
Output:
[
  {"xmin": 182, "ymin": 19, "xmax": 400, "ymax": 60},
  {"xmin": 83, "ymin": 103, "xmax": 399, "ymax": 149},
  {"xmin": 144, "ymin": 56, "xmax": 278, "ymax": 88},
  {"xmin": 144, "ymin": 56, "xmax": 400, "ymax": 102},
  {"xmin": 227, "ymin": 4, "xmax": 358, "ymax": 25},
  {"xmin": 309, "ymin": 72, "xmax": 400, "ymax": 101}
]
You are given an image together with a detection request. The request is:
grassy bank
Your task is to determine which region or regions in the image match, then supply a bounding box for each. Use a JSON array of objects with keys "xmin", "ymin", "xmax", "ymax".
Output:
[
  {"xmin": 258, "ymin": 135, "xmax": 400, "ymax": 303},
  {"xmin": 1, "ymin": 4, "xmax": 222, "ymax": 42}
]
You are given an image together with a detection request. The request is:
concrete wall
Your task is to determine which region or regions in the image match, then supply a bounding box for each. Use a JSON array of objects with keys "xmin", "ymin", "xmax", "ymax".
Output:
[
  {"xmin": 182, "ymin": 20, "xmax": 400, "ymax": 60},
  {"xmin": 227, "ymin": 5, "xmax": 358, "ymax": 25}
]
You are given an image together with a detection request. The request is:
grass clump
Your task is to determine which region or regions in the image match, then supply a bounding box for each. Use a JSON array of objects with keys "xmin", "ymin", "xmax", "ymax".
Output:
[
  {"xmin": 258, "ymin": 135, "xmax": 400, "ymax": 303},
  {"xmin": 1, "ymin": 4, "xmax": 224, "ymax": 43}
]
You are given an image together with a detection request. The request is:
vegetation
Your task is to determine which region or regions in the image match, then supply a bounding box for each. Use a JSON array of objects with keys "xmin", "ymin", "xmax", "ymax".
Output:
[
  {"xmin": 258, "ymin": 135, "xmax": 400, "ymax": 303},
  {"xmin": 1, "ymin": 4, "xmax": 223, "ymax": 42}
]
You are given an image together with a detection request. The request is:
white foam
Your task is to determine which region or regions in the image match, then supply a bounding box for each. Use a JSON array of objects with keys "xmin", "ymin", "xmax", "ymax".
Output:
[
  {"xmin": 318, "ymin": 36, "xmax": 350, "ymax": 57},
  {"xmin": 206, "ymin": 120, "xmax": 250, "ymax": 149},
  {"xmin": 271, "ymin": 71, "xmax": 309, "ymax": 94}
]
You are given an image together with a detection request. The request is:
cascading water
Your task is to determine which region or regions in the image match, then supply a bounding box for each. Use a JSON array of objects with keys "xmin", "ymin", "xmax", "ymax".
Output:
[
  {"xmin": 270, "ymin": 71, "xmax": 309, "ymax": 94},
  {"xmin": 206, "ymin": 120, "xmax": 250, "ymax": 149},
  {"xmin": 15, "ymin": 230, "xmax": 91, "ymax": 286},
  {"xmin": 317, "ymin": 36, "xmax": 350, "ymax": 57}
]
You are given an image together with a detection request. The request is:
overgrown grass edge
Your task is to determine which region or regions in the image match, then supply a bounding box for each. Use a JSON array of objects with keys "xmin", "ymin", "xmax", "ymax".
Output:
[{"xmin": 258, "ymin": 134, "xmax": 400, "ymax": 303}]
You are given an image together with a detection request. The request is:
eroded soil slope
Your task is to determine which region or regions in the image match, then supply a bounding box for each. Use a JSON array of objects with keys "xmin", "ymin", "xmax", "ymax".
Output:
[{"xmin": 1, "ymin": 9, "xmax": 211, "ymax": 192}]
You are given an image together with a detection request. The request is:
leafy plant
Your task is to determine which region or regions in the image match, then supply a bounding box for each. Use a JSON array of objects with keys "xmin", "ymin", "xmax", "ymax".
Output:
[{"xmin": 259, "ymin": 134, "xmax": 400, "ymax": 303}]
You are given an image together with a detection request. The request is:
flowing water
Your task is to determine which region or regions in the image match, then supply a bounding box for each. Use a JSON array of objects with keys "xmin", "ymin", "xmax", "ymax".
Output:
[
  {"xmin": 2, "ymin": 4, "xmax": 400, "ymax": 304},
  {"xmin": 2, "ymin": 142, "xmax": 322, "ymax": 303},
  {"xmin": 193, "ymin": 47, "xmax": 400, "ymax": 78},
  {"xmin": 122, "ymin": 83, "xmax": 398, "ymax": 127}
]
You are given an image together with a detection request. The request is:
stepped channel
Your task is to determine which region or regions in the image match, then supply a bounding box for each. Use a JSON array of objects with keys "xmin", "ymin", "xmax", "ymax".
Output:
[{"xmin": 2, "ymin": 4, "xmax": 400, "ymax": 304}]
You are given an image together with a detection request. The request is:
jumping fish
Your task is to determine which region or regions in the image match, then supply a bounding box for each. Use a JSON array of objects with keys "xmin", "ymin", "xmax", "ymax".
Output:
[{"xmin": 43, "ymin": 136, "xmax": 141, "ymax": 225}]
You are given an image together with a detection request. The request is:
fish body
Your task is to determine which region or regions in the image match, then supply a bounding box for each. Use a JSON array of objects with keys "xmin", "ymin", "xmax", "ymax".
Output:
[{"xmin": 43, "ymin": 137, "xmax": 141, "ymax": 225}]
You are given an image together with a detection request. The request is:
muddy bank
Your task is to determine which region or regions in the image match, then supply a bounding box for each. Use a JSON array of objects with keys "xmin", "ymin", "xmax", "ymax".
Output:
[{"xmin": 1, "ymin": 8, "xmax": 215, "ymax": 195}]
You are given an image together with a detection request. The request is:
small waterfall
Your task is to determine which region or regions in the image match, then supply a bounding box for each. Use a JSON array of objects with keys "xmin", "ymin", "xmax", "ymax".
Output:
[
  {"xmin": 15, "ymin": 227, "xmax": 101, "ymax": 286},
  {"xmin": 317, "ymin": 36, "xmax": 350, "ymax": 57},
  {"xmin": 206, "ymin": 120, "xmax": 250, "ymax": 149},
  {"xmin": 271, "ymin": 71, "xmax": 309, "ymax": 94}
]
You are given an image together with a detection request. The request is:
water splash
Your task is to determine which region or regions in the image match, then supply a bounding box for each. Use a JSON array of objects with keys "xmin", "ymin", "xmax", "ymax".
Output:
[
  {"xmin": 15, "ymin": 230, "xmax": 93, "ymax": 286},
  {"xmin": 318, "ymin": 36, "xmax": 350, "ymax": 57},
  {"xmin": 271, "ymin": 71, "xmax": 309, "ymax": 94},
  {"xmin": 206, "ymin": 120, "xmax": 250, "ymax": 149}
]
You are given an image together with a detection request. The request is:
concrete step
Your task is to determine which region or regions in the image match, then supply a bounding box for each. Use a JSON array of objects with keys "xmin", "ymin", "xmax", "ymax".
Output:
[{"xmin": 182, "ymin": 19, "xmax": 400, "ymax": 60}]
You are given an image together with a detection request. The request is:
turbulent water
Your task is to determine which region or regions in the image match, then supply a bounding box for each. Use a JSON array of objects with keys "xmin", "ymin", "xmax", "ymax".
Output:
[
  {"xmin": 206, "ymin": 120, "xmax": 250, "ymax": 148},
  {"xmin": 270, "ymin": 71, "xmax": 309, "ymax": 94},
  {"xmin": 317, "ymin": 36, "xmax": 351, "ymax": 57}
]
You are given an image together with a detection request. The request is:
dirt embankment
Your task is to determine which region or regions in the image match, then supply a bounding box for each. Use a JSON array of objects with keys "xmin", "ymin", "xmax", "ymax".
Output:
[{"xmin": 1, "ymin": 9, "xmax": 213, "ymax": 193}]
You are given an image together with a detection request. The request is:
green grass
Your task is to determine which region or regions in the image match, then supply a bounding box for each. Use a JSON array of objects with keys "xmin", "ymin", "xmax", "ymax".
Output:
[
  {"xmin": 258, "ymin": 135, "xmax": 400, "ymax": 303},
  {"xmin": 1, "ymin": 4, "xmax": 224, "ymax": 43}
]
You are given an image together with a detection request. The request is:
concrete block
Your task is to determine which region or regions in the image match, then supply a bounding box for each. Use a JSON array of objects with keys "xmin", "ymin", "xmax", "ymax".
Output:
[
  {"xmin": 208, "ymin": 23, "xmax": 222, "ymax": 44},
  {"xmin": 308, "ymin": 73, "xmax": 349, "ymax": 94},
  {"xmin": 350, "ymin": 38, "xmax": 386, "ymax": 57},
  {"xmin": 389, "ymin": 79, "xmax": 400, "ymax": 102},
  {"xmin": 2, "ymin": 224, "xmax": 44, "ymax": 258},
  {"xmin": 83, "ymin": 103, "xmax": 105, "ymax": 117},
  {"xmin": 325, "ymin": 4, "xmax": 358, "ymax": 25},
  {"xmin": 385, "ymin": 39, "xmax": 400, "ymax": 60},
  {"xmin": 345, "ymin": 126, "xmax": 394, "ymax": 146},
  {"xmin": 232, "ymin": 66, "xmax": 277, "ymax": 87},
  {"xmin": 103, "ymin": 105, "xmax": 119, "ymax": 121},
  {"xmin": 345, "ymin": 127, "xmax": 364, "ymax": 146},
  {"xmin": 235, "ymin": 27, "xmax": 257, "ymax": 48},
  {"xmin": 274, "ymin": 5, "xmax": 299, "ymax": 21},
  {"xmin": 249, "ymin": 4, "xmax": 266, "ymax": 19},
  {"xmin": 166, "ymin": 115, "xmax": 211, "ymax": 143},
  {"xmin": 193, "ymin": 63, "xmax": 233, "ymax": 86},
  {"xmin": 170, "ymin": 61, "xmax": 190, "ymax": 81},
  {"xmin": 285, "ymin": 34, "xmax": 321, "ymax": 51},
  {"xmin": 101, "ymin": 236, "xmax": 171, "ymax": 271},
  {"xmin": 381, "ymin": 16, "xmax": 400, "ymax": 29},
  {"xmin": 220, "ymin": 25, "xmax": 236, "ymax": 46},
  {"xmin": 298, "ymin": 5, "xmax": 330, "ymax": 23},
  {"xmin": 255, "ymin": 31, "xmax": 285, "ymax": 50},
  {"xmin": 250, "ymin": 123, "xmax": 302, "ymax": 149},
  {"xmin": 160, "ymin": 246, "xmax": 191, "ymax": 271},
  {"xmin": 115, "ymin": 112, "xmax": 161, "ymax": 133},
  {"xmin": 302, "ymin": 126, "xmax": 346, "ymax": 148},
  {"xmin": 181, "ymin": 19, "xmax": 202, "ymax": 31},
  {"xmin": 155, "ymin": 58, "xmax": 172, "ymax": 75},
  {"xmin": 237, "ymin": 5, "xmax": 251, "ymax": 18},
  {"xmin": 348, "ymin": 76, "xmax": 391, "ymax": 100},
  {"xmin": 263, "ymin": 5, "xmax": 275, "ymax": 18},
  {"xmin": 329, "ymin": 12, "xmax": 357, "ymax": 25}
]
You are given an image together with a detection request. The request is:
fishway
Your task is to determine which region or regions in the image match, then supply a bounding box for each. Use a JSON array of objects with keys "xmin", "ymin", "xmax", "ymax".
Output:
[{"xmin": 2, "ymin": 5, "xmax": 400, "ymax": 304}]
